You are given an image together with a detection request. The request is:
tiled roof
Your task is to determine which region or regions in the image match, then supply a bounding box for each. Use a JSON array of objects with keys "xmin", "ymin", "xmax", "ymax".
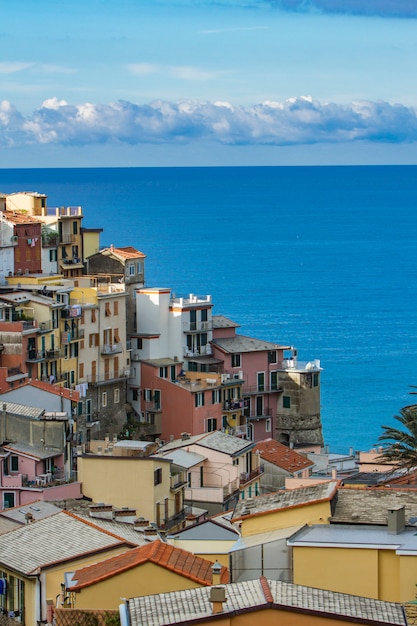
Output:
[
  {"xmin": 212, "ymin": 315, "xmax": 240, "ymax": 329},
  {"xmin": 167, "ymin": 519, "xmax": 239, "ymax": 541},
  {"xmin": 196, "ymin": 431, "xmax": 254, "ymax": 456},
  {"xmin": 254, "ymin": 439, "xmax": 314, "ymax": 474},
  {"xmin": 0, "ymin": 511, "xmax": 133, "ymax": 575},
  {"xmin": 212, "ymin": 335, "xmax": 286, "ymax": 353},
  {"xmin": 0, "ymin": 500, "xmax": 61, "ymax": 523},
  {"xmin": 233, "ymin": 480, "xmax": 338, "ymax": 521},
  {"xmin": 23, "ymin": 379, "xmax": 80, "ymax": 402},
  {"xmin": 75, "ymin": 515, "xmax": 152, "ymax": 547},
  {"xmin": 332, "ymin": 487, "xmax": 417, "ymax": 525},
  {"xmin": 125, "ymin": 577, "xmax": 406, "ymax": 626},
  {"xmin": 68, "ymin": 540, "xmax": 229, "ymax": 591},
  {"xmin": 0, "ymin": 401, "xmax": 44, "ymax": 419},
  {"xmin": 4, "ymin": 442, "xmax": 61, "ymax": 460},
  {"xmin": 162, "ymin": 449, "xmax": 207, "ymax": 469},
  {"xmin": 2, "ymin": 210, "xmax": 43, "ymax": 225},
  {"xmin": 109, "ymin": 246, "xmax": 146, "ymax": 260}
]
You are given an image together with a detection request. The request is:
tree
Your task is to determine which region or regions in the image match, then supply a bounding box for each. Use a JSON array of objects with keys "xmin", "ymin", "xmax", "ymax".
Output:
[{"xmin": 377, "ymin": 404, "xmax": 417, "ymax": 472}]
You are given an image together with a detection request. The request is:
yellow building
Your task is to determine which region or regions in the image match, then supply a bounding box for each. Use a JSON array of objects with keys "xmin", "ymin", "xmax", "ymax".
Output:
[
  {"xmin": 288, "ymin": 507, "xmax": 417, "ymax": 602},
  {"xmin": 232, "ymin": 480, "xmax": 338, "ymax": 537},
  {"xmin": 65, "ymin": 540, "xmax": 229, "ymax": 610},
  {"xmin": 0, "ymin": 510, "xmax": 134, "ymax": 624},
  {"xmin": 77, "ymin": 453, "xmax": 185, "ymax": 528}
]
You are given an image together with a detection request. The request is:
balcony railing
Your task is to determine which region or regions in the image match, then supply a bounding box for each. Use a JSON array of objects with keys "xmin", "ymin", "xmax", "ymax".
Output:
[
  {"xmin": 101, "ymin": 342, "xmax": 123, "ymax": 355},
  {"xmin": 183, "ymin": 344, "xmax": 212, "ymax": 357},
  {"xmin": 87, "ymin": 370, "xmax": 129, "ymax": 385},
  {"xmin": 38, "ymin": 320, "xmax": 52, "ymax": 333},
  {"xmin": 239, "ymin": 466, "xmax": 264, "ymax": 486},
  {"xmin": 26, "ymin": 350, "xmax": 46, "ymax": 362},
  {"xmin": 60, "ymin": 234, "xmax": 76, "ymax": 244},
  {"xmin": 182, "ymin": 321, "xmax": 212, "ymax": 332},
  {"xmin": 243, "ymin": 384, "xmax": 283, "ymax": 394},
  {"xmin": 46, "ymin": 348, "xmax": 62, "ymax": 359}
]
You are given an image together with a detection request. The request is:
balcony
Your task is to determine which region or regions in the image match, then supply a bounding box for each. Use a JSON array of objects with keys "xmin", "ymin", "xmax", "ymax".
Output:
[
  {"xmin": 61, "ymin": 328, "xmax": 84, "ymax": 343},
  {"xmin": 38, "ymin": 320, "xmax": 52, "ymax": 333},
  {"xmin": 26, "ymin": 349, "xmax": 46, "ymax": 362},
  {"xmin": 242, "ymin": 383, "xmax": 283, "ymax": 395},
  {"xmin": 87, "ymin": 369, "xmax": 129, "ymax": 385},
  {"xmin": 61, "ymin": 306, "xmax": 82, "ymax": 319},
  {"xmin": 182, "ymin": 320, "xmax": 212, "ymax": 332},
  {"xmin": 223, "ymin": 399, "xmax": 244, "ymax": 412},
  {"xmin": 60, "ymin": 234, "xmax": 76, "ymax": 244},
  {"xmin": 101, "ymin": 342, "xmax": 123, "ymax": 355},
  {"xmin": 170, "ymin": 472, "xmax": 187, "ymax": 491},
  {"xmin": 46, "ymin": 348, "xmax": 62, "ymax": 359},
  {"xmin": 6, "ymin": 367, "xmax": 28, "ymax": 382},
  {"xmin": 183, "ymin": 344, "xmax": 212, "ymax": 357},
  {"xmin": 239, "ymin": 466, "xmax": 264, "ymax": 486}
]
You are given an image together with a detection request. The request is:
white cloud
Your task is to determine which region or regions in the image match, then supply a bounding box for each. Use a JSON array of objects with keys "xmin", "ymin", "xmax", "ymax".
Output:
[
  {"xmin": 0, "ymin": 96, "xmax": 417, "ymax": 148},
  {"xmin": 0, "ymin": 62, "xmax": 34, "ymax": 74},
  {"xmin": 126, "ymin": 63, "xmax": 159, "ymax": 76}
]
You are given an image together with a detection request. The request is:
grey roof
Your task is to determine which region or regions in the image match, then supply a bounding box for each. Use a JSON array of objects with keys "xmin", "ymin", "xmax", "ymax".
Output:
[
  {"xmin": 158, "ymin": 431, "xmax": 253, "ymax": 457},
  {"xmin": 126, "ymin": 578, "xmax": 406, "ymax": 626},
  {"xmin": 0, "ymin": 511, "xmax": 132, "ymax": 575},
  {"xmin": 332, "ymin": 488, "xmax": 417, "ymax": 526},
  {"xmin": 162, "ymin": 449, "xmax": 207, "ymax": 469},
  {"xmin": 288, "ymin": 523, "xmax": 417, "ymax": 554},
  {"xmin": 75, "ymin": 515, "xmax": 152, "ymax": 547},
  {"xmin": 114, "ymin": 440, "xmax": 154, "ymax": 450},
  {"xmin": 142, "ymin": 358, "xmax": 180, "ymax": 367},
  {"xmin": 0, "ymin": 402, "xmax": 44, "ymax": 419},
  {"xmin": 0, "ymin": 500, "xmax": 62, "ymax": 523},
  {"xmin": 233, "ymin": 481, "xmax": 338, "ymax": 520},
  {"xmin": 229, "ymin": 525, "xmax": 304, "ymax": 552},
  {"xmin": 212, "ymin": 335, "xmax": 284, "ymax": 354},
  {"xmin": 167, "ymin": 519, "xmax": 239, "ymax": 541},
  {"xmin": 212, "ymin": 315, "xmax": 240, "ymax": 329},
  {"xmin": 4, "ymin": 442, "xmax": 61, "ymax": 460},
  {"xmin": 0, "ymin": 517, "xmax": 21, "ymax": 535},
  {"xmin": 196, "ymin": 431, "xmax": 254, "ymax": 457}
]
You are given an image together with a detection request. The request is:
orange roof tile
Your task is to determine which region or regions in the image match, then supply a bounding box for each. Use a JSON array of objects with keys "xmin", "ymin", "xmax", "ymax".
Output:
[
  {"xmin": 2, "ymin": 210, "xmax": 43, "ymax": 225},
  {"xmin": 68, "ymin": 540, "xmax": 229, "ymax": 591},
  {"xmin": 23, "ymin": 379, "xmax": 80, "ymax": 402},
  {"xmin": 254, "ymin": 439, "xmax": 314, "ymax": 474},
  {"xmin": 110, "ymin": 246, "xmax": 146, "ymax": 259}
]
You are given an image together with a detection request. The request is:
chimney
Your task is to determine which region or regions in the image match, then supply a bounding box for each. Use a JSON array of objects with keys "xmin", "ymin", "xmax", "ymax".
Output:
[
  {"xmin": 331, "ymin": 467, "xmax": 337, "ymax": 480},
  {"xmin": 387, "ymin": 506, "xmax": 405, "ymax": 534},
  {"xmin": 209, "ymin": 586, "xmax": 227, "ymax": 614},
  {"xmin": 211, "ymin": 561, "xmax": 222, "ymax": 586}
]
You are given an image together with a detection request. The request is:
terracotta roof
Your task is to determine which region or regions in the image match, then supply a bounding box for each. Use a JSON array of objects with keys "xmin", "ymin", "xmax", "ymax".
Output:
[
  {"xmin": 2, "ymin": 210, "xmax": 43, "ymax": 225},
  {"xmin": 109, "ymin": 246, "xmax": 146, "ymax": 260},
  {"xmin": 254, "ymin": 439, "xmax": 314, "ymax": 474},
  {"xmin": 68, "ymin": 540, "xmax": 229, "ymax": 591},
  {"xmin": 23, "ymin": 379, "xmax": 80, "ymax": 402}
]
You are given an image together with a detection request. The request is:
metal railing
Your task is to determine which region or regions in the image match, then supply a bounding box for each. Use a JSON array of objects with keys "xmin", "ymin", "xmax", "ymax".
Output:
[{"xmin": 101, "ymin": 342, "xmax": 123, "ymax": 355}]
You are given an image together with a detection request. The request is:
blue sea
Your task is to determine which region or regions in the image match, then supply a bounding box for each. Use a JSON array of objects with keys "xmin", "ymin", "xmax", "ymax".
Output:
[{"xmin": 0, "ymin": 166, "xmax": 416, "ymax": 453}]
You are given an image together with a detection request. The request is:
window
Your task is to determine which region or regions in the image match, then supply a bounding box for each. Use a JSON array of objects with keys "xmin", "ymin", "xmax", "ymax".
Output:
[
  {"xmin": 207, "ymin": 418, "xmax": 217, "ymax": 432},
  {"xmin": 313, "ymin": 373, "xmax": 319, "ymax": 387},
  {"xmin": 114, "ymin": 301, "xmax": 119, "ymax": 315},
  {"xmin": 132, "ymin": 389, "xmax": 138, "ymax": 401},
  {"xmin": 86, "ymin": 399, "xmax": 92, "ymax": 422},
  {"xmin": 154, "ymin": 468, "xmax": 162, "ymax": 485},
  {"xmin": 114, "ymin": 388, "xmax": 120, "ymax": 403},
  {"xmin": 3, "ymin": 493, "xmax": 15, "ymax": 508},
  {"xmin": 270, "ymin": 371, "xmax": 278, "ymax": 391},
  {"xmin": 72, "ymin": 245, "xmax": 79, "ymax": 258},
  {"xmin": 195, "ymin": 392, "xmax": 205, "ymax": 407},
  {"xmin": 212, "ymin": 389, "xmax": 221, "ymax": 404},
  {"xmin": 114, "ymin": 329, "xmax": 121, "ymax": 343},
  {"xmin": 153, "ymin": 390, "xmax": 161, "ymax": 410},
  {"xmin": 201, "ymin": 309, "xmax": 208, "ymax": 322},
  {"xmin": 91, "ymin": 309, "xmax": 96, "ymax": 323},
  {"xmin": 137, "ymin": 261, "xmax": 143, "ymax": 274},
  {"xmin": 257, "ymin": 372, "xmax": 265, "ymax": 392},
  {"xmin": 137, "ymin": 338, "xmax": 143, "ymax": 350},
  {"xmin": 268, "ymin": 350, "xmax": 277, "ymax": 364},
  {"xmin": 105, "ymin": 302, "xmax": 111, "ymax": 316},
  {"xmin": 77, "ymin": 401, "xmax": 83, "ymax": 416},
  {"xmin": 72, "ymin": 221, "xmax": 78, "ymax": 235},
  {"xmin": 10, "ymin": 456, "xmax": 18, "ymax": 472},
  {"xmin": 49, "ymin": 249, "xmax": 57, "ymax": 262},
  {"xmin": 283, "ymin": 396, "xmax": 291, "ymax": 409},
  {"xmin": 79, "ymin": 363, "xmax": 84, "ymax": 378},
  {"xmin": 231, "ymin": 354, "xmax": 241, "ymax": 368},
  {"xmin": 145, "ymin": 388, "xmax": 152, "ymax": 401},
  {"xmin": 102, "ymin": 391, "xmax": 108, "ymax": 407},
  {"xmin": 266, "ymin": 418, "xmax": 271, "ymax": 433},
  {"xmin": 129, "ymin": 264, "xmax": 135, "ymax": 276}
]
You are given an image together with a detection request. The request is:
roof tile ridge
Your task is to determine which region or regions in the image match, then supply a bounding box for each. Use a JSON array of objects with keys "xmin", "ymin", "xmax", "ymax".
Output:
[
  {"xmin": 259, "ymin": 576, "xmax": 273, "ymax": 603},
  {"xmin": 62, "ymin": 510, "xmax": 135, "ymax": 543}
]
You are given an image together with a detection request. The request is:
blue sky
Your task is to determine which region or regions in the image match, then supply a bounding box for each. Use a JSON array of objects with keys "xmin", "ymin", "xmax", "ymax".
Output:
[{"xmin": 1, "ymin": 0, "xmax": 417, "ymax": 166}]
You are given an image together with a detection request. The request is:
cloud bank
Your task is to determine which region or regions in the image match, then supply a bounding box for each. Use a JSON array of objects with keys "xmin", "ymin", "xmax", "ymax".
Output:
[
  {"xmin": 151, "ymin": 0, "xmax": 417, "ymax": 18},
  {"xmin": 1, "ymin": 96, "xmax": 417, "ymax": 149}
]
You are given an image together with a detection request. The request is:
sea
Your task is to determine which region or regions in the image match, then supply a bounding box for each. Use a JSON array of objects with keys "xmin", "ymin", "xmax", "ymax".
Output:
[{"xmin": 0, "ymin": 165, "xmax": 416, "ymax": 454}]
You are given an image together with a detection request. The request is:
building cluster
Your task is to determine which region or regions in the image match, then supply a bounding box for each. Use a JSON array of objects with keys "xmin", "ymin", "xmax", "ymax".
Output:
[{"xmin": 0, "ymin": 191, "xmax": 413, "ymax": 626}]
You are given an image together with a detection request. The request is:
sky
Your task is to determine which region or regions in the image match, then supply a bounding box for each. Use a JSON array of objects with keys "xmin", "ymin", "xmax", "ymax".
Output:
[{"xmin": 1, "ymin": 0, "xmax": 417, "ymax": 167}]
